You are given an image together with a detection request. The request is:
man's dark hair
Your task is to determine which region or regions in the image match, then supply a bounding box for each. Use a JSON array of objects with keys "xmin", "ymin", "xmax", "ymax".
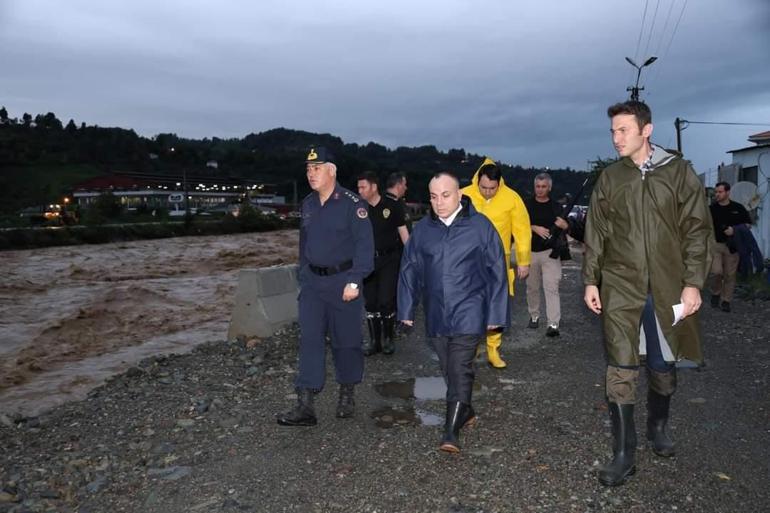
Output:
[
  {"xmin": 386, "ymin": 172, "xmax": 406, "ymax": 190},
  {"xmin": 715, "ymin": 181, "xmax": 731, "ymax": 191},
  {"xmin": 357, "ymin": 170, "xmax": 379, "ymax": 189},
  {"xmin": 607, "ymin": 100, "xmax": 652, "ymax": 131},
  {"xmin": 478, "ymin": 163, "xmax": 501, "ymax": 182},
  {"xmin": 431, "ymin": 171, "xmax": 460, "ymax": 187}
]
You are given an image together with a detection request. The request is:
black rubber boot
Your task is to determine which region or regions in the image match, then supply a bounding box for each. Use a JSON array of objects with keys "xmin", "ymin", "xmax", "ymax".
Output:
[
  {"xmin": 364, "ymin": 314, "xmax": 382, "ymax": 356},
  {"xmin": 381, "ymin": 314, "xmax": 395, "ymax": 355},
  {"xmin": 277, "ymin": 388, "xmax": 317, "ymax": 426},
  {"xmin": 336, "ymin": 384, "xmax": 355, "ymax": 419},
  {"xmin": 439, "ymin": 402, "xmax": 471, "ymax": 453},
  {"xmin": 647, "ymin": 390, "xmax": 675, "ymax": 457},
  {"xmin": 598, "ymin": 403, "xmax": 637, "ymax": 486}
]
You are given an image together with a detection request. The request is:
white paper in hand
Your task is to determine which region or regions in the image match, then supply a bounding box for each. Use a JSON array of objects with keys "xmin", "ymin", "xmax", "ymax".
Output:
[{"xmin": 672, "ymin": 303, "xmax": 685, "ymax": 326}]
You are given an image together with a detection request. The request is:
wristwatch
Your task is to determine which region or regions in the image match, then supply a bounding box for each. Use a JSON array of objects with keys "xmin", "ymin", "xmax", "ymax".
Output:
[{"xmin": 347, "ymin": 283, "xmax": 358, "ymax": 290}]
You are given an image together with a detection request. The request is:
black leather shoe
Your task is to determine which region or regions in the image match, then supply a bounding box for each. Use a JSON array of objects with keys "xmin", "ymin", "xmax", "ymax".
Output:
[
  {"xmin": 720, "ymin": 301, "xmax": 731, "ymax": 312},
  {"xmin": 277, "ymin": 388, "xmax": 317, "ymax": 426},
  {"xmin": 546, "ymin": 324, "xmax": 560, "ymax": 337},
  {"xmin": 527, "ymin": 317, "xmax": 539, "ymax": 329}
]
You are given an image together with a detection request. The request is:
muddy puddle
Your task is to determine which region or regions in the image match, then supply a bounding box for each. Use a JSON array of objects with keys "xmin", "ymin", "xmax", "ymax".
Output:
[{"xmin": 371, "ymin": 376, "xmax": 482, "ymax": 428}]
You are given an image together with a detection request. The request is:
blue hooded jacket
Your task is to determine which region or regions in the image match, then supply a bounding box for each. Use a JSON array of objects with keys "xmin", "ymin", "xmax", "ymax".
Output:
[{"xmin": 397, "ymin": 196, "xmax": 509, "ymax": 337}]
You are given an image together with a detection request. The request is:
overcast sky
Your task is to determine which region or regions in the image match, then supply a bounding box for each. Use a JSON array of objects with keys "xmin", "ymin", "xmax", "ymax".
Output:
[{"xmin": 2, "ymin": 0, "xmax": 769, "ymax": 180}]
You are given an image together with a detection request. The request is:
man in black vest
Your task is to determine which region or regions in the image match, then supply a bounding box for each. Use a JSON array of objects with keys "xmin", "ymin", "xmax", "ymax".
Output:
[{"xmin": 357, "ymin": 171, "xmax": 409, "ymax": 355}]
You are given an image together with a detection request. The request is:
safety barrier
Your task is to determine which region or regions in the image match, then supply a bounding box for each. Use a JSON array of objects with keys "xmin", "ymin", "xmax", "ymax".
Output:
[{"xmin": 228, "ymin": 264, "xmax": 299, "ymax": 340}]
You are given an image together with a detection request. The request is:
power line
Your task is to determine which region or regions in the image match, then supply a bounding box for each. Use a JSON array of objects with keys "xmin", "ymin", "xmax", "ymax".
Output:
[
  {"xmin": 654, "ymin": 0, "xmax": 677, "ymax": 55},
  {"xmin": 682, "ymin": 121, "xmax": 770, "ymax": 127},
  {"xmin": 648, "ymin": 0, "xmax": 688, "ymax": 91},
  {"xmin": 675, "ymin": 117, "xmax": 770, "ymax": 152},
  {"xmin": 664, "ymin": 0, "xmax": 688, "ymax": 60},
  {"xmin": 631, "ymin": 0, "xmax": 650, "ymax": 84},
  {"xmin": 642, "ymin": 0, "xmax": 661, "ymax": 59}
]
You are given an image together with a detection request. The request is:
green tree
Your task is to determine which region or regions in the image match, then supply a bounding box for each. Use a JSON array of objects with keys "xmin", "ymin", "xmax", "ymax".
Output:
[{"xmin": 0, "ymin": 106, "xmax": 8, "ymax": 124}]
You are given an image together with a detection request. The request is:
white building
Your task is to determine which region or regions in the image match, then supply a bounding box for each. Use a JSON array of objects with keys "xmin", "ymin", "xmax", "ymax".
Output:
[{"xmin": 725, "ymin": 130, "xmax": 770, "ymax": 258}]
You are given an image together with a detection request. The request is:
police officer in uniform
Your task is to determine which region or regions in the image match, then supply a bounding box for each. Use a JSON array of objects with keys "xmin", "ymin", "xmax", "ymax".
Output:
[
  {"xmin": 357, "ymin": 171, "xmax": 409, "ymax": 356},
  {"xmin": 277, "ymin": 147, "xmax": 374, "ymax": 426},
  {"xmin": 385, "ymin": 172, "xmax": 412, "ymax": 233}
]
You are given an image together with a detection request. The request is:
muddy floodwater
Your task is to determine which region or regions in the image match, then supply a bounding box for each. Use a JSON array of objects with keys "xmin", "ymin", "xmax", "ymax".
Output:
[{"xmin": 0, "ymin": 230, "xmax": 298, "ymax": 417}]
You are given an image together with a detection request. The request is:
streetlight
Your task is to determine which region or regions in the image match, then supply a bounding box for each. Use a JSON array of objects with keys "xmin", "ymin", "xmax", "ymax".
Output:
[{"xmin": 625, "ymin": 56, "xmax": 657, "ymax": 102}]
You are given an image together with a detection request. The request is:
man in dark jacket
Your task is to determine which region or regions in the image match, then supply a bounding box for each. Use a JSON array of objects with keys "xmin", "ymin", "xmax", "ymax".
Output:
[
  {"xmin": 398, "ymin": 172, "xmax": 509, "ymax": 453},
  {"xmin": 709, "ymin": 181, "xmax": 751, "ymax": 312}
]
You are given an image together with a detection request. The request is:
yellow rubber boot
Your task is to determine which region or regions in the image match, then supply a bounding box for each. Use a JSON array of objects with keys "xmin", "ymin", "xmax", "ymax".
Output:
[{"xmin": 486, "ymin": 331, "xmax": 507, "ymax": 369}]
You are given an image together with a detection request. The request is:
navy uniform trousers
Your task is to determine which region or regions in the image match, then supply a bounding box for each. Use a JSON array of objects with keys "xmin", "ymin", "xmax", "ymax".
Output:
[
  {"xmin": 296, "ymin": 272, "xmax": 365, "ymax": 391},
  {"xmin": 428, "ymin": 334, "xmax": 480, "ymax": 404}
]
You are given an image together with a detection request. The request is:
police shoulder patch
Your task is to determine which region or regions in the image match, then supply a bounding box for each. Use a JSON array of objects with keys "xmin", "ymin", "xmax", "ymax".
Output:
[{"xmin": 356, "ymin": 207, "xmax": 368, "ymax": 219}]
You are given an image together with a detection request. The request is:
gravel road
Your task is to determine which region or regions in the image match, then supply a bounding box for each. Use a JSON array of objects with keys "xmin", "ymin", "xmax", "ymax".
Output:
[{"xmin": 1, "ymin": 256, "xmax": 768, "ymax": 513}]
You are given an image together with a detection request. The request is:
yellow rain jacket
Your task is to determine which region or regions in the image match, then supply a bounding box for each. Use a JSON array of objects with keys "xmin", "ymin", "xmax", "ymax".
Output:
[{"xmin": 461, "ymin": 158, "xmax": 532, "ymax": 296}]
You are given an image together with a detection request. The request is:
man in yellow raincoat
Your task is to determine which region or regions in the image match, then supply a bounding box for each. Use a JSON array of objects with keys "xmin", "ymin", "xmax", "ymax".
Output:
[{"xmin": 461, "ymin": 158, "xmax": 531, "ymax": 368}]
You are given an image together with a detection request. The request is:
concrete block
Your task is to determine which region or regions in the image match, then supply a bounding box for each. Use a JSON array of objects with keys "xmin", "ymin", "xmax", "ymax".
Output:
[{"xmin": 228, "ymin": 264, "xmax": 299, "ymax": 340}]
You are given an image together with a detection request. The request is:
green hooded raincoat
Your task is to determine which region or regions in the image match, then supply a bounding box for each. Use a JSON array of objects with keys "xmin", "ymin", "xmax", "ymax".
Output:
[{"xmin": 582, "ymin": 147, "xmax": 714, "ymax": 366}]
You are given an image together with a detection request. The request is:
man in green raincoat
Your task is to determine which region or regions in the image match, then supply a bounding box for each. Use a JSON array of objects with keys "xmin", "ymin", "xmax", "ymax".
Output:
[{"xmin": 583, "ymin": 100, "xmax": 713, "ymax": 487}]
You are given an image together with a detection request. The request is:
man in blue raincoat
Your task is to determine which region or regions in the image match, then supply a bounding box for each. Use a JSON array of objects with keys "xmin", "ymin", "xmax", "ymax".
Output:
[{"xmin": 398, "ymin": 171, "xmax": 509, "ymax": 453}]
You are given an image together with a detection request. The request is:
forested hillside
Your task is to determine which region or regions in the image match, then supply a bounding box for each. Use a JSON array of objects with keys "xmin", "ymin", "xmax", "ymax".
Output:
[{"xmin": 0, "ymin": 107, "xmax": 596, "ymax": 215}]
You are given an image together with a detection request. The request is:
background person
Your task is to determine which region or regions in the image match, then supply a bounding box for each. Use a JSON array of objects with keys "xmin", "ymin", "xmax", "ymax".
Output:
[
  {"xmin": 461, "ymin": 158, "xmax": 531, "ymax": 368},
  {"xmin": 357, "ymin": 171, "xmax": 409, "ymax": 355},
  {"xmin": 525, "ymin": 173, "xmax": 569, "ymax": 338},
  {"xmin": 708, "ymin": 181, "xmax": 751, "ymax": 312}
]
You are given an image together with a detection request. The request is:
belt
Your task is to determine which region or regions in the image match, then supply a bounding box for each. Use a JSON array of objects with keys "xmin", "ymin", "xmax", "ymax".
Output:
[
  {"xmin": 309, "ymin": 260, "xmax": 353, "ymax": 276},
  {"xmin": 375, "ymin": 246, "xmax": 400, "ymax": 258}
]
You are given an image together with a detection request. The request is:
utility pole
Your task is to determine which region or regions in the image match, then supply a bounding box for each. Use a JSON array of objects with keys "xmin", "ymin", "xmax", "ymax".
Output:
[
  {"xmin": 675, "ymin": 118, "xmax": 682, "ymax": 152},
  {"xmin": 674, "ymin": 118, "xmax": 689, "ymax": 153}
]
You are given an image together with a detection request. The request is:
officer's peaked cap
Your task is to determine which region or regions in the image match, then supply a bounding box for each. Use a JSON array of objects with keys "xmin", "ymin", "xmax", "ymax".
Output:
[{"xmin": 306, "ymin": 146, "xmax": 335, "ymax": 165}]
